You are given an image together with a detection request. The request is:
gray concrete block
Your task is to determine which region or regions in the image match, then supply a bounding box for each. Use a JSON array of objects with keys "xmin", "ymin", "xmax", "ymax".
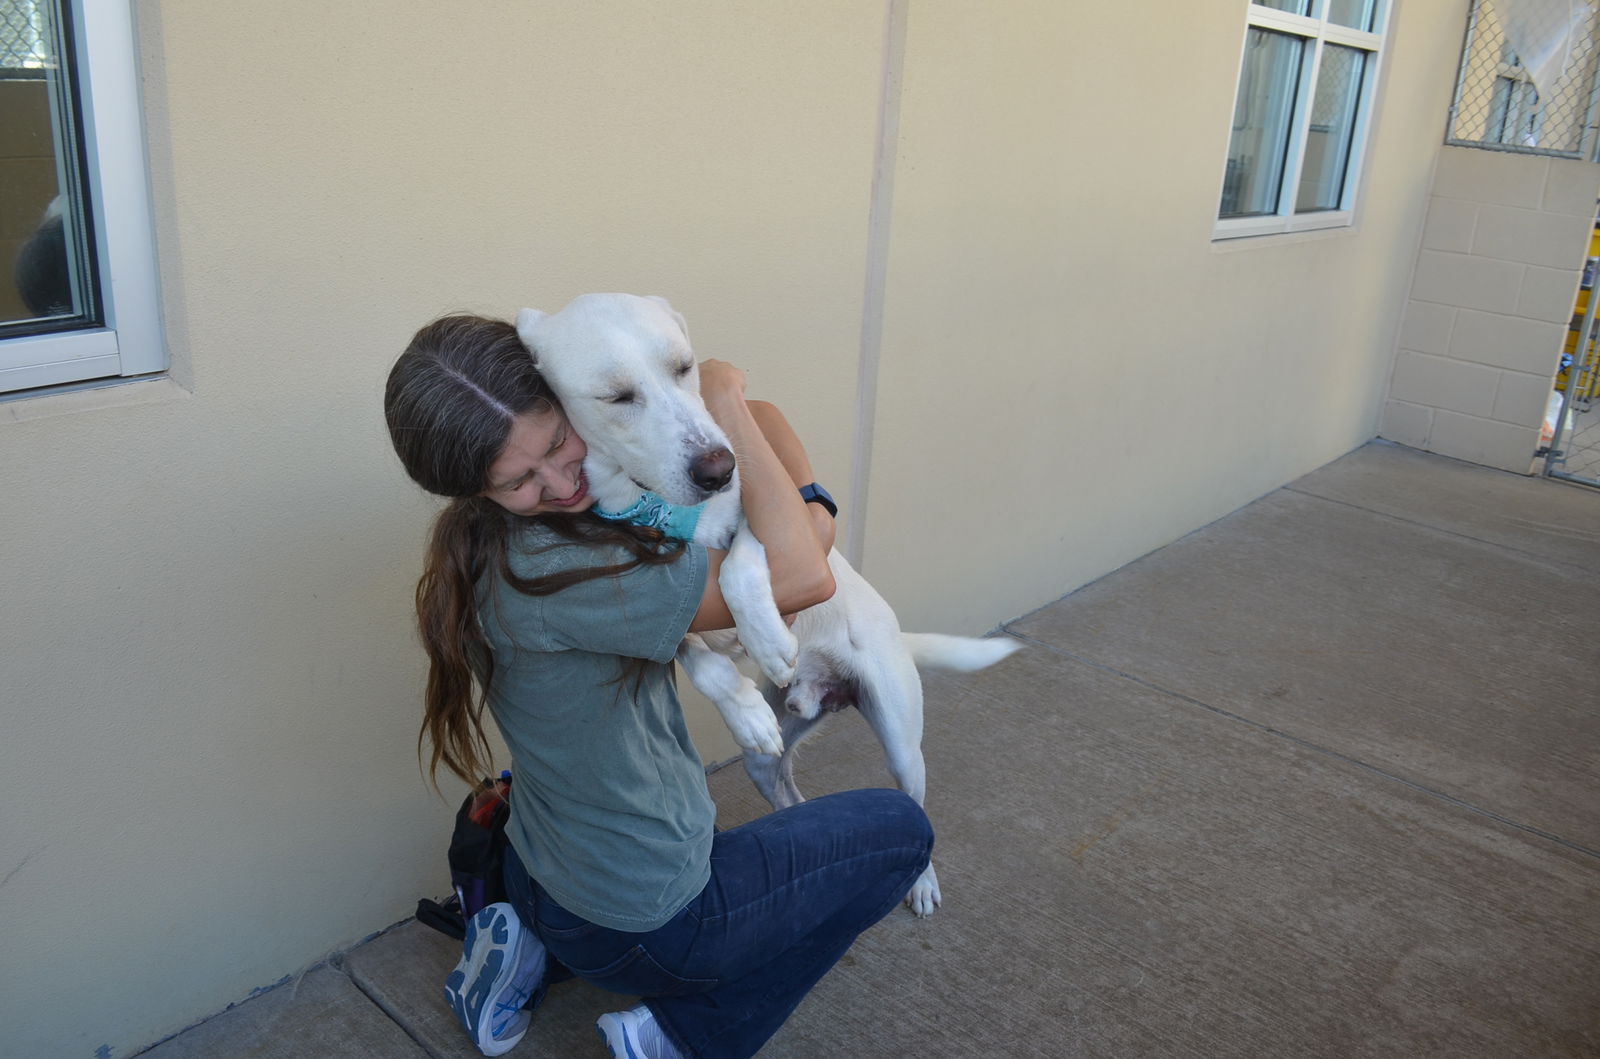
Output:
[{"xmin": 137, "ymin": 964, "xmax": 429, "ymax": 1059}]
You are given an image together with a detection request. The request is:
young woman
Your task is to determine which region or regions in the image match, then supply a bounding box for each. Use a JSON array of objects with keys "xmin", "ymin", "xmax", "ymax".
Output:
[{"xmin": 385, "ymin": 315, "xmax": 933, "ymax": 1059}]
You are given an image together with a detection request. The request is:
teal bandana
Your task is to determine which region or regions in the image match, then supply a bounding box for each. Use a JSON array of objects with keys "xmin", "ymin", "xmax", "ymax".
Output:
[{"xmin": 593, "ymin": 491, "xmax": 706, "ymax": 542}]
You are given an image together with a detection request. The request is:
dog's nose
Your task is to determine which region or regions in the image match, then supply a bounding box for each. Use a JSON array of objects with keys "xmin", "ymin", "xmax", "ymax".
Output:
[{"xmin": 690, "ymin": 447, "xmax": 735, "ymax": 493}]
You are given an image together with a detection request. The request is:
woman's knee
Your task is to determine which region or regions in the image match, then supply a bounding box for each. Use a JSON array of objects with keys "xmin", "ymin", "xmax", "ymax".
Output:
[{"xmin": 825, "ymin": 787, "xmax": 933, "ymax": 856}]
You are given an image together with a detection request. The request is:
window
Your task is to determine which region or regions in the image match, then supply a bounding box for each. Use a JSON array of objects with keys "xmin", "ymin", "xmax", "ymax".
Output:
[
  {"xmin": 0, "ymin": 0, "xmax": 161, "ymax": 397},
  {"xmin": 1216, "ymin": 0, "xmax": 1391, "ymax": 239}
]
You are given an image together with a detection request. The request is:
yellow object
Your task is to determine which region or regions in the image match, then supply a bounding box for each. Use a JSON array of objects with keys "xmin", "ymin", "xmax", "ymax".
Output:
[{"xmin": 1556, "ymin": 220, "xmax": 1600, "ymax": 399}]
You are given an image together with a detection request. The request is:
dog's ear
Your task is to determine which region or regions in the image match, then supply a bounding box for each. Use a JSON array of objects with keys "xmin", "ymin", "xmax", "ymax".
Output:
[
  {"xmin": 644, "ymin": 295, "xmax": 689, "ymax": 343},
  {"xmin": 514, "ymin": 308, "xmax": 546, "ymax": 362}
]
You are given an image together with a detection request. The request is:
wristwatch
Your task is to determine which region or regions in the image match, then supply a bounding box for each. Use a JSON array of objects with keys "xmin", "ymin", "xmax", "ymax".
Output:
[{"xmin": 798, "ymin": 482, "xmax": 837, "ymax": 518}]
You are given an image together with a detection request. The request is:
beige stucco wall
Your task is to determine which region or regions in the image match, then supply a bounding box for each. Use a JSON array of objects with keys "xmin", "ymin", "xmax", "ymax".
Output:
[
  {"xmin": 858, "ymin": 0, "xmax": 1470, "ymax": 631},
  {"xmin": 0, "ymin": 2, "xmax": 1471, "ymax": 1056}
]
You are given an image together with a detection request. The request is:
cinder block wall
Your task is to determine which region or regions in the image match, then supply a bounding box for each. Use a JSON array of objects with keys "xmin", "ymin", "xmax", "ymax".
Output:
[{"xmin": 1380, "ymin": 146, "xmax": 1600, "ymax": 472}]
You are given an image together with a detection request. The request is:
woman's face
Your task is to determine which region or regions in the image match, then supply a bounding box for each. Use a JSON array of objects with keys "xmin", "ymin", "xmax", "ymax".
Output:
[{"xmin": 481, "ymin": 407, "xmax": 595, "ymax": 517}]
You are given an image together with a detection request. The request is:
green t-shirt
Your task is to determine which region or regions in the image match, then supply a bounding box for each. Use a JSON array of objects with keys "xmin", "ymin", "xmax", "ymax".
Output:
[{"xmin": 477, "ymin": 522, "xmax": 715, "ymax": 932}]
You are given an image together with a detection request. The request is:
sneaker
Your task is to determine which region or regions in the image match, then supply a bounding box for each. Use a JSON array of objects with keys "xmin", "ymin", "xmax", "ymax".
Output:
[
  {"xmin": 597, "ymin": 1003, "xmax": 679, "ymax": 1059},
  {"xmin": 443, "ymin": 901, "xmax": 547, "ymax": 1056}
]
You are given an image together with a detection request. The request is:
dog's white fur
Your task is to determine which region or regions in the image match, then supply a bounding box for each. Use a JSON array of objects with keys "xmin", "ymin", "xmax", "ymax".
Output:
[{"xmin": 516, "ymin": 293, "xmax": 1020, "ymax": 916}]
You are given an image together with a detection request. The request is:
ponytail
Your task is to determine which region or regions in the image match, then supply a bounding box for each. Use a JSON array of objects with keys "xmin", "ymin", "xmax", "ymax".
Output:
[{"xmin": 416, "ymin": 496, "xmax": 501, "ymax": 792}]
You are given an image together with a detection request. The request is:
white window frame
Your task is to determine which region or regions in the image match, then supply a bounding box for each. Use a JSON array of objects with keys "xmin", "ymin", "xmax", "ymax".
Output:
[
  {"xmin": 1214, "ymin": 1, "xmax": 1393, "ymax": 241},
  {"xmin": 0, "ymin": 0, "xmax": 163, "ymax": 396}
]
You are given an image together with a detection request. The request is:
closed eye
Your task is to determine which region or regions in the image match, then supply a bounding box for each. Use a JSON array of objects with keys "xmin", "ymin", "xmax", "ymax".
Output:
[
  {"xmin": 673, "ymin": 362, "xmax": 693, "ymax": 379},
  {"xmin": 606, "ymin": 389, "xmax": 637, "ymax": 405}
]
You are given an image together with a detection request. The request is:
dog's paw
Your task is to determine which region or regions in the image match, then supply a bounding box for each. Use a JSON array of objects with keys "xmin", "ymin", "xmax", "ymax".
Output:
[
  {"xmin": 764, "ymin": 657, "xmax": 798, "ymax": 690},
  {"xmin": 747, "ymin": 629, "xmax": 799, "ymax": 689},
  {"xmin": 724, "ymin": 704, "xmax": 784, "ymax": 757},
  {"xmin": 905, "ymin": 865, "xmax": 941, "ymax": 918}
]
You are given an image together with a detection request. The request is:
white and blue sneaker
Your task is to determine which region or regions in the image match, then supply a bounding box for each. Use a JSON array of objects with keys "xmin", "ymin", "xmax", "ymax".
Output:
[
  {"xmin": 596, "ymin": 1003, "xmax": 682, "ymax": 1059},
  {"xmin": 443, "ymin": 902, "xmax": 547, "ymax": 1056}
]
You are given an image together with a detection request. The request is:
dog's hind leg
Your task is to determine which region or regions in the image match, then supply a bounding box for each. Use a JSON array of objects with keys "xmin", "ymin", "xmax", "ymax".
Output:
[{"xmin": 853, "ymin": 652, "xmax": 941, "ymax": 916}]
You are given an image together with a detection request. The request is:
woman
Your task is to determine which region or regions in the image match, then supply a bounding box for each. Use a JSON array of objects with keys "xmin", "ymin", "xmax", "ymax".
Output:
[{"xmin": 385, "ymin": 314, "xmax": 933, "ymax": 1059}]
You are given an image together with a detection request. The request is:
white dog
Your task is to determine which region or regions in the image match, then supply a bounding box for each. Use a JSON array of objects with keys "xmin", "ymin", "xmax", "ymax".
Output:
[{"xmin": 516, "ymin": 293, "xmax": 1020, "ymax": 915}]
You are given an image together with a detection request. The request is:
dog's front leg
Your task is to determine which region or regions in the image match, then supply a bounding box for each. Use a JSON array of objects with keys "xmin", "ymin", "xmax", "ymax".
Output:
[
  {"xmin": 720, "ymin": 525, "xmax": 799, "ymax": 688},
  {"xmin": 676, "ymin": 634, "xmax": 783, "ymax": 756}
]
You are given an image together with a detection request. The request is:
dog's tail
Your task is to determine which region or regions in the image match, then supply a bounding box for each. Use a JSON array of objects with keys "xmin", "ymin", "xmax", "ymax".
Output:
[{"xmin": 901, "ymin": 632, "xmax": 1022, "ymax": 672}]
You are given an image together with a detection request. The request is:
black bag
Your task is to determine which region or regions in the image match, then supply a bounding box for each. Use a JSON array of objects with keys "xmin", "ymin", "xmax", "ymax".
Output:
[{"xmin": 416, "ymin": 771, "xmax": 512, "ymax": 941}]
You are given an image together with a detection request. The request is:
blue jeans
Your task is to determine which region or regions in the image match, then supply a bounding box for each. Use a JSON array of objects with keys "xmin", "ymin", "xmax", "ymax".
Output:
[{"xmin": 503, "ymin": 787, "xmax": 933, "ymax": 1059}]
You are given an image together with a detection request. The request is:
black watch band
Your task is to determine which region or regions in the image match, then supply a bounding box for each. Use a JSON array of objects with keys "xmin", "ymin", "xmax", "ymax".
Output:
[{"xmin": 798, "ymin": 482, "xmax": 837, "ymax": 518}]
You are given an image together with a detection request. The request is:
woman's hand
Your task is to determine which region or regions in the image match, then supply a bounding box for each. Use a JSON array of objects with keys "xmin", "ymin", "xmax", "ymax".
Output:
[{"xmin": 698, "ymin": 359, "xmax": 747, "ymax": 415}]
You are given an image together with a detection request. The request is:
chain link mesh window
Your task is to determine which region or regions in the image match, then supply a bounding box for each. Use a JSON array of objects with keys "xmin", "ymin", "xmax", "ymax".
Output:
[
  {"xmin": 1, "ymin": 0, "xmax": 51, "ymax": 74},
  {"xmin": 1448, "ymin": 0, "xmax": 1600, "ymax": 159}
]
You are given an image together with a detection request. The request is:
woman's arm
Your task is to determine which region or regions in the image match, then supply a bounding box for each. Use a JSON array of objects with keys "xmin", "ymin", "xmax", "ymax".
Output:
[
  {"xmin": 689, "ymin": 363, "xmax": 835, "ymax": 632},
  {"xmin": 748, "ymin": 399, "xmax": 837, "ymax": 555}
]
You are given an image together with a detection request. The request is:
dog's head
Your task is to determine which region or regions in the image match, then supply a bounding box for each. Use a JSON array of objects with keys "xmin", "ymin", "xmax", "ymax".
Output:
[{"xmin": 515, "ymin": 293, "xmax": 735, "ymax": 506}]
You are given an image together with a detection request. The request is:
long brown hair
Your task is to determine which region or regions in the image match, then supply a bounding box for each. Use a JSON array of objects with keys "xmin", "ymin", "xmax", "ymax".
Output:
[{"xmin": 385, "ymin": 315, "xmax": 684, "ymax": 791}]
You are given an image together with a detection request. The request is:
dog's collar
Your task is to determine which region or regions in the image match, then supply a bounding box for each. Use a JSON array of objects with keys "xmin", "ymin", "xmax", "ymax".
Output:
[{"xmin": 592, "ymin": 491, "xmax": 705, "ymax": 541}]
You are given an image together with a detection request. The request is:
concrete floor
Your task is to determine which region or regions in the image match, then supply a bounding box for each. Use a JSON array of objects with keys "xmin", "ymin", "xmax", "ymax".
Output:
[{"xmin": 139, "ymin": 441, "xmax": 1600, "ymax": 1058}]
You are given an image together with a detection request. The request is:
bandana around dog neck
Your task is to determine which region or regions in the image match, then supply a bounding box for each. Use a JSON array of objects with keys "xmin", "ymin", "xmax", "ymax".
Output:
[{"xmin": 592, "ymin": 491, "xmax": 705, "ymax": 542}]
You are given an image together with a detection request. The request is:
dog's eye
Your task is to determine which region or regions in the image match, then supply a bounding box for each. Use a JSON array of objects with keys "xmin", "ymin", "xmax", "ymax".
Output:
[
  {"xmin": 673, "ymin": 362, "xmax": 692, "ymax": 378},
  {"xmin": 607, "ymin": 390, "xmax": 637, "ymax": 405}
]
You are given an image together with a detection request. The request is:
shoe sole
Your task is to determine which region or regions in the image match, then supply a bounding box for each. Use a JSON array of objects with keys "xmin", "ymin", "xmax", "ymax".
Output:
[{"xmin": 444, "ymin": 904, "xmax": 543, "ymax": 1056}]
